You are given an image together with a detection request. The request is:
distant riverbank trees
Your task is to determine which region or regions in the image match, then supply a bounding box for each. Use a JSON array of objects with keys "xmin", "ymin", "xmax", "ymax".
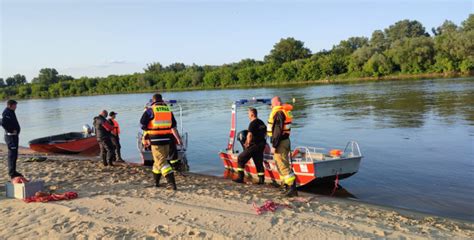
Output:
[{"xmin": 1, "ymin": 15, "xmax": 473, "ymax": 100}]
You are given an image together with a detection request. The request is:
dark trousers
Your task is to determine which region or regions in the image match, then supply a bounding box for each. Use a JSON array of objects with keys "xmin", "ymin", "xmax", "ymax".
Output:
[
  {"xmin": 5, "ymin": 135, "xmax": 19, "ymax": 178},
  {"xmin": 98, "ymin": 137, "xmax": 115, "ymax": 165},
  {"xmin": 111, "ymin": 135, "xmax": 122, "ymax": 160},
  {"xmin": 237, "ymin": 142, "xmax": 266, "ymax": 174}
]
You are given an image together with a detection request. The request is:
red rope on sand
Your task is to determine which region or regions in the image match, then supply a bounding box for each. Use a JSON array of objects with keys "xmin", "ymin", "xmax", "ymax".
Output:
[
  {"xmin": 253, "ymin": 200, "xmax": 291, "ymax": 215},
  {"xmin": 330, "ymin": 172, "xmax": 339, "ymax": 196},
  {"xmin": 24, "ymin": 192, "xmax": 78, "ymax": 203}
]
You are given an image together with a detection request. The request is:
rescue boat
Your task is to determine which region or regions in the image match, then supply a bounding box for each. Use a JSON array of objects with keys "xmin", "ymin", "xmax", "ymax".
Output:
[
  {"xmin": 29, "ymin": 131, "xmax": 99, "ymax": 155},
  {"xmin": 218, "ymin": 98, "xmax": 363, "ymax": 187},
  {"xmin": 137, "ymin": 100, "xmax": 189, "ymax": 171}
]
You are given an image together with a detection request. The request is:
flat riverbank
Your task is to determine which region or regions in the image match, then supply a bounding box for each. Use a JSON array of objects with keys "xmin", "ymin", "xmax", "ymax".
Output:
[
  {"xmin": 4, "ymin": 73, "xmax": 472, "ymax": 101},
  {"xmin": 0, "ymin": 145, "xmax": 473, "ymax": 239}
]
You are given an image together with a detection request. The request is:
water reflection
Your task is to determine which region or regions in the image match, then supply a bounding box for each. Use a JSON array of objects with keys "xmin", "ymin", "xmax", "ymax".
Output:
[{"xmin": 314, "ymin": 85, "xmax": 474, "ymax": 128}]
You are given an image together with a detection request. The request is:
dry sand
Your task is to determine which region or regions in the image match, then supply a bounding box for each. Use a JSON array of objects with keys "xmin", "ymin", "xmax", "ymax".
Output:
[{"xmin": 0, "ymin": 145, "xmax": 473, "ymax": 239}]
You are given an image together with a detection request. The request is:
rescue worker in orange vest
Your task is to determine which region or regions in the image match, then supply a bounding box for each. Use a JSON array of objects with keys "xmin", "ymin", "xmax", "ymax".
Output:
[
  {"xmin": 268, "ymin": 96, "xmax": 297, "ymax": 197},
  {"xmin": 108, "ymin": 111, "xmax": 124, "ymax": 162},
  {"xmin": 140, "ymin": 93, "xmax": 182, "ymax": 190}
]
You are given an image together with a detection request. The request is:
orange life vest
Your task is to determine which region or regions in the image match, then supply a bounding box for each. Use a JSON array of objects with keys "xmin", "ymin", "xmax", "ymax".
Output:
[
  {"xmin": 267, "ymin": 104, "xmax": 293, "ymax": 137},
  {"xmin": 111, "ymin": 119, "xmax": 120, "ymax": 136},
  {"xmin": 146, "ymin": 104, "xmax": 173, "ymax": 136}
]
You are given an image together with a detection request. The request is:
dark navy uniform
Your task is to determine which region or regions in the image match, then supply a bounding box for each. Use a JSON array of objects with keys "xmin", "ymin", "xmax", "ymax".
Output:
[{"xmin": 1, "ymin": 107, "xmax": 22, "ymax": 178}]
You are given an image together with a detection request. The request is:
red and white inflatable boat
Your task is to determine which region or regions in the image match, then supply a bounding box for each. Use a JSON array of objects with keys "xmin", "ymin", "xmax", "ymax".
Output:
[{"xmin": 218, "ymin": 98, "xmax": 363, "ymax": 187}]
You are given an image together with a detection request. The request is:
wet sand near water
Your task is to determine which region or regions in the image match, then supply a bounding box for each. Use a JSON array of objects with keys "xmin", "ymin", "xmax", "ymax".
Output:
[{"xmin": 0, "ymin": 144, "xmax": 473, "ymax": 239}]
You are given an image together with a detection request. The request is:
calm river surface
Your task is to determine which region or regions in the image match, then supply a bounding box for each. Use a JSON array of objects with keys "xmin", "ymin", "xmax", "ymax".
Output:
[{"xmin": 3, "ymin": 77, "xmax": 473, "ymax": 221}]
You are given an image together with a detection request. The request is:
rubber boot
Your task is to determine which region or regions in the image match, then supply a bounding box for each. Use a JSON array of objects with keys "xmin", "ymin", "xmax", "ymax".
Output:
[
  {"xmin": 232, "ymin": 171, "xmax": 244, "ymax": 183},
  {"xmin": 153, "ymin": 173, "xmax": 161, "ymax": 187},
  {"xmin": 165, "ymin": 172, "xmax": 177, "ymax": 190},
  {"xmin": 284, "ymin": 182, "xmax": 298, "ymax": 197},
  {"xmin": 280, "ymin": 184, "xmax": 289, "ymax": 193},
  {"xmin": 258, "ymin": 175, "xmax": 265, "ymax": 185}
]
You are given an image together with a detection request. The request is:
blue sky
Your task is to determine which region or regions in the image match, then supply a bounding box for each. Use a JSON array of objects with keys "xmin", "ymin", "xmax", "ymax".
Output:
[{"xmin": 0, "ymin": 0, "xmax": 472, "ymax": 80}]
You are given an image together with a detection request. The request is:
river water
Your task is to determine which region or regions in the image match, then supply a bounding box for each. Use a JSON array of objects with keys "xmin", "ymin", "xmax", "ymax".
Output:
[{"xmin": 3, "ymin": 77, "xmax": 473, "ymax": 221}]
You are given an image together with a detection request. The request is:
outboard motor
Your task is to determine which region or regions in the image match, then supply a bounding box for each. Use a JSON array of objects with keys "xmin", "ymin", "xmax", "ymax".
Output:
[
  {"xmin": 237, "ymin": 130, "xmax": 248, "ymax": 149},
  {"xmin": 82, "ymin": 124, "xmax": 92, "ymax": 136}
]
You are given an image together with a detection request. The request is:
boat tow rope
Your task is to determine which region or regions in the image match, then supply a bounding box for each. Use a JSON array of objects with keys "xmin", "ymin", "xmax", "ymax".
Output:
[
  {"xmin": 24, "ymin": 191, "xmax": 78, "ymax": 203},
  {"xmin": 330, "ymin": 172, "xmax": 340, "ymax": 197},
  {"xmin": 253, "ymin": 200, "xmax": 291, "ymax": 215}
]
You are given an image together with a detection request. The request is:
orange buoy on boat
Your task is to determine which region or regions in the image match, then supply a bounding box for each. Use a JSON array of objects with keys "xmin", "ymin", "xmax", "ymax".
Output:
[{"xmin": 329, "ymin": 149, "xmax": 342, "ymax": 157}]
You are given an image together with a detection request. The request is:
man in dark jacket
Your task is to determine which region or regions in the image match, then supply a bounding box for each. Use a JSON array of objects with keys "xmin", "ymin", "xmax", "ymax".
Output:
[
  {"xmin": 1, "ymin": 100, "xmax": 23, "ymax": 179},
  {"xmin": 94, "ymin": 110, "xmax": 115, "ymax": 166},
  {"xmin": 233, "ymin": 107, "xmax": 267, "ymax": 184}
]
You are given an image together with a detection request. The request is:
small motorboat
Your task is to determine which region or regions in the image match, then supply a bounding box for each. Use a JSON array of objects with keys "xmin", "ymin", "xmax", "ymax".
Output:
[
  {"xmin": 137, "ymin": 100, "xmax": 189, "ymax": 171},
  {"xmin": 29, "ymin": 125, "xmax": 100, "ymax": 155},
  {"xmin": 218, "ymin": 98, "xmax": 363, "ymax": 187}
]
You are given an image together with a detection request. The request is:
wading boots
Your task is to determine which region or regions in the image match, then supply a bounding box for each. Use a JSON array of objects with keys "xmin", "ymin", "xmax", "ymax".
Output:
[
  {"xmin": 258, "ymin": 175, "xmax": 265, "ymax": 185},
  {"xmin": 153, "ymin": 173, "xmax": 161, "ymax": 187},
  {"xmin": 165, "ymin": 172, "xmax": 177, "ymax": 190},
  {"xmin": 284, "ymin": 182, "xmax": 298, "ymax": 197},
  {"xmin": 233, "ymin": 171, "xmax": 245, "ymax": 183}
]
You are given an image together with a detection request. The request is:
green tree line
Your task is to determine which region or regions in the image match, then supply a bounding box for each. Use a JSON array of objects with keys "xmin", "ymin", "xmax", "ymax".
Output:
[{"xmin": 1, "ymin": 15, "xmax": 473, "ymax": 100}]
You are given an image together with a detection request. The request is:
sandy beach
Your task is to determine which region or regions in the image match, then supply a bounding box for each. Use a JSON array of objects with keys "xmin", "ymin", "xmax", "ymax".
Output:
[{"xmin": 0, "ymin": 145, "xmax": 473, "ymax": 239}]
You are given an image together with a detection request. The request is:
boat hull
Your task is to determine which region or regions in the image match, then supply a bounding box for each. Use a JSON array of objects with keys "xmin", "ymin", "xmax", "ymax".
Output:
[
  {"xmin": 219, "ymin": 151, "xmax": 361, "ymax": 187},
  {"xmin": 29, "ymin": 132, "xmax": 100, "ymax": 155}
]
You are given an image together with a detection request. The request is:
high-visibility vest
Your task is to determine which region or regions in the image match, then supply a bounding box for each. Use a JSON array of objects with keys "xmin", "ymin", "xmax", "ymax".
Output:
[
  {"xmin": 267, "ymin": 104, "xmax": 293, "ymax": 137},
  {"xmin": 146, "ymin": 104, "xmax": 173, "ymax": 136},
  {"xmin": 111, "ymin": 119, "xmax": 120, "ymax": 136}
]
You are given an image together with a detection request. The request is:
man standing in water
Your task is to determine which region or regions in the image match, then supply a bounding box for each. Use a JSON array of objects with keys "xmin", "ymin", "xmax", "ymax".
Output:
[
  {"xmin": 268, "ymin": 96, "xmax": 297, "ymax": 197},
  {"xmin": 141, "ymin": 93, "xmax": 182, "ymax": 190},
  {"xmin": 233, "ymin": 107, "xmax": 267, "ymax": 184},
  {"xmin": 94, "ymin": 110, "xmax": 115, "ymax": 166},
  {"xmin": 108, "ymin": 111, "xmax": 124, "ymax": 162},
  {"xmin": 1, "ymin": 100, "xmax": 23, "ymax": 179}
]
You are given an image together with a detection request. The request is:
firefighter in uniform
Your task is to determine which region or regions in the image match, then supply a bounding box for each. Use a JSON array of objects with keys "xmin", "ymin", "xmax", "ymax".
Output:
[
  {"xmin": 233, "ymin": 107, "xmax": 267, "ymax": 184},
  {"xmin": 268, "ymin": 96, "xmax": 297, "ymax": 197},
  {"xmin": 140, "ymin": 94, "xmax": 182, "ymax": 190}
]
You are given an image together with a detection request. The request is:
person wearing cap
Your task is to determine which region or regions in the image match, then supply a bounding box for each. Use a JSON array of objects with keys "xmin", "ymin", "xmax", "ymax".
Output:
[
  {"xmin": 93, "ymin": 110, "xmax": 115, "ymax": 166},
  {"xmin": 140, "ymin": 93, "xmax": 182, "ymax": 190},
  {"xmin": 108, "ymin": 111, "xmax": 124, "ymax": 162},
  {"xmin": 1, "ymin": 100, "xmax": 23, "ymax": 179}
]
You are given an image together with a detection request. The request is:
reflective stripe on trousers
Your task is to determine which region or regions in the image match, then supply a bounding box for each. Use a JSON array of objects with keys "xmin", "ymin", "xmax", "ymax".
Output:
[{"xmin": 283, "ymin": 173, "xmax": 296, "ymax": 185}]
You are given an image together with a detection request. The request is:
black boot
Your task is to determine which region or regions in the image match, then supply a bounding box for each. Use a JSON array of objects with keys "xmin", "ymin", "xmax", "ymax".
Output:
[
  {"xmin": 280, "ymin": 184, "xmax": 289, "ymax": 193},
  {"xmin": 258, "ymin": 175, "xmax": 265, "ymax": 185},
  {"xmin": 284, "ymin": 182, "xmax": 298, "ymax": 197},
  {"xmin": 232, "ymin": 171, "xmax": 244, "ymax": 183},
  {"xmin": 153, "ymin": 173, "xmax": 162, "ymax": 187},
  {"xmin": 165, "ymin": 172, "xmax": 177, "ymax": 190}
]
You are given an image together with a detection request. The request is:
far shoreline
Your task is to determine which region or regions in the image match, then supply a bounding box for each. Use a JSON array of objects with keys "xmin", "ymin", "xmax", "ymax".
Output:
[{"xmin": 8, "ymin": 72, "xmax": 474, "ymax": 102}]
